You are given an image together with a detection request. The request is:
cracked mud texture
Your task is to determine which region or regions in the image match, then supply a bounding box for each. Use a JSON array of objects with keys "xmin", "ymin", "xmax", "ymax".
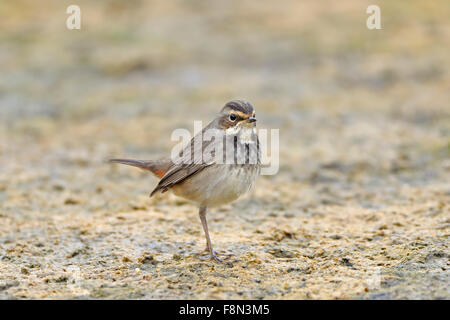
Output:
[{"xmin": 0, "ymin": 0, "xmax": 449, "ymax": 299}]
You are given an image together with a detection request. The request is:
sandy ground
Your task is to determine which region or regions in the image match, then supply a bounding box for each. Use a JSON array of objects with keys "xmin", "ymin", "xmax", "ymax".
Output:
[{"xmin": 0, "ymin": 0, "xmax": 449, "ymax": 299}]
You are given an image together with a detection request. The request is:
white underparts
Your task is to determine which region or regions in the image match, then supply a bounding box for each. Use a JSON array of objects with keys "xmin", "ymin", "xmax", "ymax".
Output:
[{"xmin": 225, "ymin": 125, "xmax": 256, "ymax": 144}]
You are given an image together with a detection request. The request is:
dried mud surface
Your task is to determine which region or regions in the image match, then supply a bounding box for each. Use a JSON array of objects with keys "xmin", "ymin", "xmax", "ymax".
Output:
[{"xmin": 0, "ymin": 1, "xmax": 449, "ymax": 299}]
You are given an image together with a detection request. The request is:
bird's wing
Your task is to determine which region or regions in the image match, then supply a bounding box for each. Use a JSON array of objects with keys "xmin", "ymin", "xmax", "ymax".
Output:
[
  {"xmin": 150, "ymin": 125, "xmax": 221, "ymax": 196},
  {"xmin": 150, "ymin": 163, "xmax": 208, "ymax": 196}
]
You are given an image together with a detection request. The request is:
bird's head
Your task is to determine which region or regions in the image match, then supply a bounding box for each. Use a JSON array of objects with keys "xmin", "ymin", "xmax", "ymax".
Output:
[{"xmin": 217, "ymin": 100, "xmax": 257, "ymax": 133}]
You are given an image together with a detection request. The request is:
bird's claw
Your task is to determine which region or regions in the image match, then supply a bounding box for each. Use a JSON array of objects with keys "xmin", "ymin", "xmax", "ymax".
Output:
[{"xmin": 193, "ymin": 248, "xmax": 237, "ymax": 264}]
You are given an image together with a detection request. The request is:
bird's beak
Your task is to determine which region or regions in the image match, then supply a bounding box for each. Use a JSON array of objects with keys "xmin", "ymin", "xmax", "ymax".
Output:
[{"xmin": 247, "ymin": 117, "xmax": 257, "ymax": 123}]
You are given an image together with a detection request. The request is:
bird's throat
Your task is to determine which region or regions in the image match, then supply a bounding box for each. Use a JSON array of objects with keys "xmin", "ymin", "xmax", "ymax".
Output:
[{"xmin": 225, "ymin": 126, "xmax": 256, "ymax": 144}]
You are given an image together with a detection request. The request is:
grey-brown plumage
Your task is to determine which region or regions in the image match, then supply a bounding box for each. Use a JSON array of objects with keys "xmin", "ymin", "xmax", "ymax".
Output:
[{"xmin": 110, "ymin": 100, "xmax": 260, "ymax": 263}]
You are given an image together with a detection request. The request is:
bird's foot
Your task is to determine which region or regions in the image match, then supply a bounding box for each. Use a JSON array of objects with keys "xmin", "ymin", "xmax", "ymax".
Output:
[{"xmin": 194, "ymin": 248, "xmax": 237, "ymax": 264}]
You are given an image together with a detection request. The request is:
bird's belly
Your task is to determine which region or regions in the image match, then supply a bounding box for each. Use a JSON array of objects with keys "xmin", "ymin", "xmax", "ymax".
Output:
[{"xmin": 171, "ymin": 164, "xmax": 259, "ymax": 206}]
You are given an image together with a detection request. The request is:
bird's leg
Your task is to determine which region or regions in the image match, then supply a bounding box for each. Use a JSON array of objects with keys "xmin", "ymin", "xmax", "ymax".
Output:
[{"xmin": 194, "ymin": 206, "xmax": 235, "ymax": 263}]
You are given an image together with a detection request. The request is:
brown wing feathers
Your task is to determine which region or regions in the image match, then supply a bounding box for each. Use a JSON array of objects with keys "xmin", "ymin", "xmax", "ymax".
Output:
[{"xmin": 110, "ymin": 115, "xmax": 220, "ymax": 197}]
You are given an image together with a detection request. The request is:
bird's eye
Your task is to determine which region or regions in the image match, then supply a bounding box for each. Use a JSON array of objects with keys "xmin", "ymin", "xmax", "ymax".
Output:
[{"xmin": 229, "ymin": 114, "xmax": 237, "ymax": 121}]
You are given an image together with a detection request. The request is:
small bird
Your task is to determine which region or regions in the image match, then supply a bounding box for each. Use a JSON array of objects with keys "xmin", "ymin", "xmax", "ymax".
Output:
[{"xmin": 110, "ymin": 100, "xmax": 260, "ymax": 263}]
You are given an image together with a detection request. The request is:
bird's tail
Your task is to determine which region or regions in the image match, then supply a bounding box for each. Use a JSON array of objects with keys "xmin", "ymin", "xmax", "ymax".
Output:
[{"xmin": 109, "ymin": 158, "xmax": 170, "ymax": 178}]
